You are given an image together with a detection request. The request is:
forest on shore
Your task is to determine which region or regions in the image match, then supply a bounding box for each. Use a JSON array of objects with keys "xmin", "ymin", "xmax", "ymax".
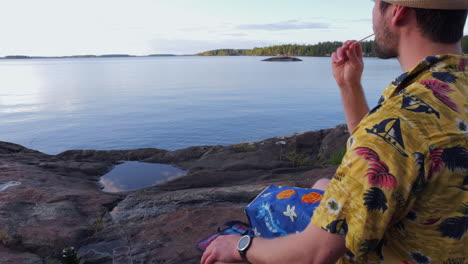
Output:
[{"xmin": 198, "ymin": 36, "xmax": 468, "ymax": 57}]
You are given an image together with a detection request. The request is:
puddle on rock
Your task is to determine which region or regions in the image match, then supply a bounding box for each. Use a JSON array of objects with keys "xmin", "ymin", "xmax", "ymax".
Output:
[
  {"xmin": 0, "ymin": 181, "xmax": 21, "ymax": 191},
  {"xmin": 99, "ymin": 161, "xmax": 186, "ymax": 193}
]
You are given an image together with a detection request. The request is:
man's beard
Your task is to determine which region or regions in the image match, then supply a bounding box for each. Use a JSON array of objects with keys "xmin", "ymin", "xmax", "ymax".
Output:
[{"xmin": 374, "ymin": 21, "xmax": 398, "ymax": 59}]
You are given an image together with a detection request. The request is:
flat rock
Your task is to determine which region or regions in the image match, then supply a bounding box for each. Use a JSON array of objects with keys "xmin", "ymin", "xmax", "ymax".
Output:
[{"xmin": 0, "ymin": 246, "xmax": 42, "ymax": 264}]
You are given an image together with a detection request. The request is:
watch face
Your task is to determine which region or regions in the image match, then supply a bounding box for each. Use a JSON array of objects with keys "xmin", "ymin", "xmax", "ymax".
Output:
[{"xmin": 238, "ymin": 235, "xmax": 251, "ymax": 251}]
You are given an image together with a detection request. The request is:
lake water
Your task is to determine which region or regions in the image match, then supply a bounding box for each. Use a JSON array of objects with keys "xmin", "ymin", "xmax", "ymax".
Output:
[{"xmin": 0, "ymin": 56, "xmax": 401, "ymax": 154}]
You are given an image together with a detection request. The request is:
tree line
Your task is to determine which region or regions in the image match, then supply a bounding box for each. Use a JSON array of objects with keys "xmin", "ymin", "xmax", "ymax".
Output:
[
  {"xmin": 199, "ymin": 36, "xmax": 468, "ymax": 57},
  {"xmin": 199, "ymin": 41, "xmax": 373, "ymax": 57}
]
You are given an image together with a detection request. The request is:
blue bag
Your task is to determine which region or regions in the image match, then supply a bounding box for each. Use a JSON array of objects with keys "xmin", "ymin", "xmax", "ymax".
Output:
[{"xmin": 245, "ymin": 185, "xmax": 324, "ymax": 238}]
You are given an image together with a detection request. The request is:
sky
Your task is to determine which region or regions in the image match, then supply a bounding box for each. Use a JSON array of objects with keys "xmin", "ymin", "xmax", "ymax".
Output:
[{"xmin": 0, "ymin": 0, "xmax": 465, "ymax": 56}]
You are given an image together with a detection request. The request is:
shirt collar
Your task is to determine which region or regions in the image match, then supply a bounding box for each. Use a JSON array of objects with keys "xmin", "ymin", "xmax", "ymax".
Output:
[{"xmin": 382, "ymin": 54, "xmax": 467, "ymax": 99}]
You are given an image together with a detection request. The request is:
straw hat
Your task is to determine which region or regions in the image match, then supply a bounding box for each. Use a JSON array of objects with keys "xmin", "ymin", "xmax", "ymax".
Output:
[{"xmin": 383, "ymin": 0, "xmax": 468, "ymax": 10}]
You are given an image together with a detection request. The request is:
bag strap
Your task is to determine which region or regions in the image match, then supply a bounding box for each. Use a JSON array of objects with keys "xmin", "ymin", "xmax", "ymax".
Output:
[{"xmin": 217, "ymin": 221, "xmax": 251, "ymax": 233}]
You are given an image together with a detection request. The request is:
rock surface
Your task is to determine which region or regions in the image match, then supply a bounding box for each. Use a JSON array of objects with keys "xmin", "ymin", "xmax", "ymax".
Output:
[{"xmin": 0, "ymin": 124, "xmax": 348, "ymax": 263}]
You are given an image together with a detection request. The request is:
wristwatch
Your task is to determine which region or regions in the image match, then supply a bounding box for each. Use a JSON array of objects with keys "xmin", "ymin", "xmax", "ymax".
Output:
[{"xmin": 237, "ymin": 235, "xmax": 254, "ymax": 262}]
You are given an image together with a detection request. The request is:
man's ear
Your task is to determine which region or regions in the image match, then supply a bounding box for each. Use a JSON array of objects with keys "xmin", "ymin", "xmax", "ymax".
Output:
[{"xmin": 390, "ymin": 5, "xmax": 412, "ymax": 27}]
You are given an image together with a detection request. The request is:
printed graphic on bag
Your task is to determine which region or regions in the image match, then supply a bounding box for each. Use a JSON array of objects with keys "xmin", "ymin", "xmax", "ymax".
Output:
[
  {"xmin": 277, "ymin": 189, "xmax": 297, "ymax": 199},
  {"xmin": 245, "ymin": 185, "xmax": 324, "ymax": 239}
]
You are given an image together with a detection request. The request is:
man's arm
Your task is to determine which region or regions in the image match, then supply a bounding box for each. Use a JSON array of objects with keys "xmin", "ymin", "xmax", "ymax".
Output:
[
  {"xmin": 247, "ymin": 221, "xmax": 347, "ymax": 264},
  {"xmin": 332, "ymin": 41, "xmax": 370, "ymax": 133},
  {"xmin": 201, "ymin": 179, "xmax": 346, "ymax": 264},
  {"xmin": 200, "ymin": 221, "xmax": 346, "ymax": 264}
]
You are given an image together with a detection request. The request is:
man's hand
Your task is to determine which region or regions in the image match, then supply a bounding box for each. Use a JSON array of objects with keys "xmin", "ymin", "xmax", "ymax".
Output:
[
  {"xmin": 331, "ymin": 40, "xmax": 369, "ymax": 133},
  {"xmin": 200, "ymin": 235, "xmax": 243, "ymax": 264},
  {"xmin": 200, "ymin": 223, "xmax": 347, "ymax": 264},
  {"xmin": 332, "ymin": 40, "xmax": 364, "ymax": 90}
]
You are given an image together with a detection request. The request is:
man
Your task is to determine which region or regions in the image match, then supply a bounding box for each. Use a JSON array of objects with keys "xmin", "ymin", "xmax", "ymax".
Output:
[{"xmin": 201, "ymin": 0, "xmax": 468, "ymax": 263}]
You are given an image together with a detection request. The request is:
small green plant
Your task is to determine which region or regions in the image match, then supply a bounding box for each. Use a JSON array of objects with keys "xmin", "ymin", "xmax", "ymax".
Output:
[
  {"xmin": 231, "ymin": 143, "xmax": 258, "ymax": 152},
  {"xmin": 44, "ymin": 257, "xmax": 60, "ymax": 264},
  {"xmin": 89, "ymin": 216, "xmax": 105, "ymax": 234},
  {"xmin": 327, "ymin": 148, "xmax": 347, "ymax": 166},
  {"xmin": 281, "ymin": 152, "xmax": 311, "ymax": 167},
  {"xmin": 0, "ymin": 228, "xmax": 11, "ymax": 245}
]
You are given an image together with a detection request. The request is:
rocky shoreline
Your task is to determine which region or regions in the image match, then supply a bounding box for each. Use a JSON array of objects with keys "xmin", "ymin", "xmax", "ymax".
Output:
[{"xmin": 0, "ymin": 124, "xmax": 349, "ymax": 264}]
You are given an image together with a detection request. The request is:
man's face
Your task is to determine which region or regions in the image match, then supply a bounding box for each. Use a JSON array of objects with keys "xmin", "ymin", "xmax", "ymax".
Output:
[{"xmin": 372, "ymin": 0, "xmax": 399, "ymax": 59}]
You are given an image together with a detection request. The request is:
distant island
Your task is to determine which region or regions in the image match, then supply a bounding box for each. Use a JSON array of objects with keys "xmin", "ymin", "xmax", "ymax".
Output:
[
  {"xmin": 148, "ymin": 54, "xmax": 177, "ymax": 57},
  {"xmin": 2, "ymin": 36, "xmax": 467, "ymax": 59},
  {"xmin": 262, "ymin": 56, "xmax": 302, "ymax": 62},
  {"xmin": 0, "ymin": 54, "xmax": 179, "ymax": 59}
]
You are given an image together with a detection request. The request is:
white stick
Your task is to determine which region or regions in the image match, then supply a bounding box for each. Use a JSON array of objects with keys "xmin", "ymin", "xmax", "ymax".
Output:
[{"xmin": 357, "ymin": 33, "xmax": 375, "ymax": 43}]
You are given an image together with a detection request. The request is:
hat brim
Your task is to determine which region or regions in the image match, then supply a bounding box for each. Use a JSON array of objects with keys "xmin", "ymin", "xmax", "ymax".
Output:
[{"xmin": 383, "ymin": 0, "xmax": 468, "ymax": 10}]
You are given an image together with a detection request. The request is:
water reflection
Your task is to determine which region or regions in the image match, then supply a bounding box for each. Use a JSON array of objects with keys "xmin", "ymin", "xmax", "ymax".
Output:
[
  {"xmin": 0, "ymin": 64, "xmax": 43, "ymax": 109},
  {"xmin": 99, "ymin": 161, "xmax": 186, "ymax": 192},
  {"xmin": 0, "ymin": 181, "xmax": 21, "ymax": 192}
]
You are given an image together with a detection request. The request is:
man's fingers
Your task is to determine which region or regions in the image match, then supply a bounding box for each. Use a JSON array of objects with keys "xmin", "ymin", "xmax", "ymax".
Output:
[
  {"xmin": 347, "ymin": 46, "xmax": 358, "ymax": 64},
  {"xmin": 205, "ymin": 255, "xmax": 216, "ymax": 264},
  {"xmin": 332, "ymin": 52, "xmax": 340, "ymax": 63},
  {"xmin": 201, "ymin": 251, "xmax": 208, "ymax": 264},
  {"xmin": 349, "ymin": 41, "xmax": 361, "ymax": 50},
  {"xmin": 348, "ymin": 42, "xmax": 364, "ymax": 64},
  {"xmin": 201, "ymin": 245, "xmax": 214, "ymax": 264},
  {"xmin": 337, "ymin": 47, "xmax": 342, "ymax": 60},
  {"xmin": 344, "ymin": 40, "xmax": 355, "ymax": 47},
  {"xmin": 338, "ymin": 46, "xmax": 350, "ymax": 62},
  {"xmin": 337, "ymin": 47, "xmax": 347, "ymax": 61},
  {"xmin": 335, "ymin": 40, "xmax": 360, "ymax": 64},
  {"xmin": 355, "ymin": 42, "xmax": 363, "ymax": 58}
]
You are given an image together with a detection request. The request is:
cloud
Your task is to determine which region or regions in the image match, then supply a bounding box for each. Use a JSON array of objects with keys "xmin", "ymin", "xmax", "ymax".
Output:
[
  {"xmin": 100, "ymin": 178, "xmax": 125, "ymax": 193},
  {"xmin": 237, "ymin": 20, "xmax": 330, "ymax": 31},
  {"xmin": 350, "ymin": 18, "xmax": 372, "ymax": 23},
  {"xmin": 222, "ymin": 33, "xmax": 249, "ymax": 37},
  {"xmin": 179, "ymin": 22, "xmax": 234, "ymax": 33},
  {"xmin": 178, "ymin": 26, "xmax": 208, "ymax": 32}
]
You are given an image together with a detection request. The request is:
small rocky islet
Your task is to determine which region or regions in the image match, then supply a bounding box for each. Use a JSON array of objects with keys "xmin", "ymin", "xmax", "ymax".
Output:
[
  {"xmin": 262, "ymin": 56, "xmax": 302, "ymax": 62},
  {"xmin": 0, "ymin": 124, "xmax": 348, "ymax": 264}
]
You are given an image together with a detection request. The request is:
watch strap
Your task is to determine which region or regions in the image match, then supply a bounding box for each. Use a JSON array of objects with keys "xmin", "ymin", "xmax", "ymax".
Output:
[{"xmin": 238, "ymin": 235, "xmax": 253, "ymax": 263}]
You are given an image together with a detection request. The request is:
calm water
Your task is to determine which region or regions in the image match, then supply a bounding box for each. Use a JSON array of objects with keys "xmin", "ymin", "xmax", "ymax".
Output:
[
  {"xmin": 100, "ymin": 162, "xmax": 186, "ymax": 192},
  {"xmin": 0, "ymin": 56, "xmax": 401, "ymax": 154}
]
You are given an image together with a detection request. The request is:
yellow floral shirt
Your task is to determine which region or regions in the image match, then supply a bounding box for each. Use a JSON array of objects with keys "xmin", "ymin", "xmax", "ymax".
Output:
[{"xmin": 312, "ymin": 55, "xmax": 468, "ymax": 264}]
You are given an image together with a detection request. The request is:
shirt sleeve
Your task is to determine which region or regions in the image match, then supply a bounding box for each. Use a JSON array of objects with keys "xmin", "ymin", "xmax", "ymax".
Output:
[{"xmin": 311, "ymin": 106, "xmax": 428, "ymax": 263}]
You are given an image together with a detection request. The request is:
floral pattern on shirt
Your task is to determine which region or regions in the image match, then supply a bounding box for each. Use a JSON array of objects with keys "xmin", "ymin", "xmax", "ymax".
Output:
[{"xmin": 312, "ymin": 55, "xmax": 468, "ymax": 264}]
